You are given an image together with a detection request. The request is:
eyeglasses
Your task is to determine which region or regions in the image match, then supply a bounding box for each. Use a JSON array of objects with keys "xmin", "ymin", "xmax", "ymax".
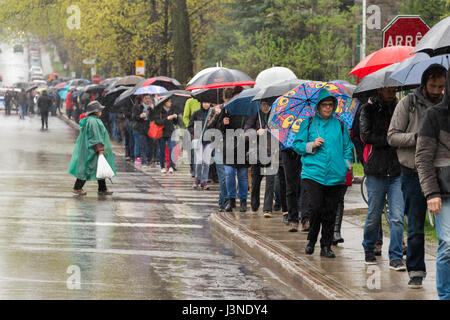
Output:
[{"xmin": 320, "ymin": 103, "xmax": 334, "ymax": 108}]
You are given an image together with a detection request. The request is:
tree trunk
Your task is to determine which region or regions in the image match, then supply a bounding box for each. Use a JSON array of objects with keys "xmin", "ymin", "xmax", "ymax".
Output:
[{"xmin": 171, "ymin": 0, "xmax": 193, "ymax": 85}]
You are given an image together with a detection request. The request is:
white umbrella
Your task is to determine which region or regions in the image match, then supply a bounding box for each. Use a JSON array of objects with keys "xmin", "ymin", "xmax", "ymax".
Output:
[{"xmin": 254, "ymin": 67, "xmax": 297, "ymax": 88}]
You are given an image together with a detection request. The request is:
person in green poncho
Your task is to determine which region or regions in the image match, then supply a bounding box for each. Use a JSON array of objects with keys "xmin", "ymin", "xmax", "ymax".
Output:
[{"xmin": 68, "ymin": 101, "xmax": 116, "ymax": 196}]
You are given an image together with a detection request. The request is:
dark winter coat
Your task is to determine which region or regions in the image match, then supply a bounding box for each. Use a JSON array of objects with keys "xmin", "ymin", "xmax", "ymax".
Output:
[
  {"xmin": 131, "ymin": 103, "xmax": 150, "ymax": 135},
  {"xmin": 151, "ymin": 106, "xmax": 182, "ymax": 138},
  {"xmin": 37, "ymin": 94, "xmax": 53, "ymax": 113},
  {"xmin": 359, "ymin": 95, "xmax": 401, "ymax": 177}
]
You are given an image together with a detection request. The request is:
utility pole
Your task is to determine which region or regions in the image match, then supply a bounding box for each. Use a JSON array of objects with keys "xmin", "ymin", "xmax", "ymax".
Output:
[{"xmin": 362, "ymin": 0, "xmax": 367, "ymax": 60}]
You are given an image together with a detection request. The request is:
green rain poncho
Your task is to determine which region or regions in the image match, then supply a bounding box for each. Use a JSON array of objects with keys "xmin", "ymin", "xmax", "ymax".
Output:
[{"xmin": 68, "ymin": 115, "xmax": 116, "ymax": 181}]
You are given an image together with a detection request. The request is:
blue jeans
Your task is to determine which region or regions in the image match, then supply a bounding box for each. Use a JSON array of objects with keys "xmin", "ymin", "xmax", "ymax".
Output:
[
  {"xmin": 18, "ymin": 104, "xmax": 25, "ymax": 118},
  {"xmin": 224, "ymin": 165, "xmax": 248, "ymax": 201},
  {"xmin": 401, "ymin": 173, "xmax": 427, "ymax": 279},
  {"xmin": 435, "ymin": 198, "xmax": 450, "ymax": 300},
  {"xmin": 362, "ymin": 175, "xmax": 405, "ymax": 261},
  {"xmin": 132, "ymin": 130, "xmax": 140, "ymax": 160},
  {"xmin": 138, "ymin": 133, "xmax": 150, "ymax": 164},
  {"xmin": 109, "ymin": 113, "xmax": 120, "ymax": 141},
  {"xmin": 159, "ymin": 137, "xmax": 174, "ymax": 169}
]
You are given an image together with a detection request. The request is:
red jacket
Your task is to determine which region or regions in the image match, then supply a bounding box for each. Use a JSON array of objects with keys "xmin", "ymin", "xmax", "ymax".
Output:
[{"xmin": 66, "ymin": 89, "xmax": 73, "ymax": 110}]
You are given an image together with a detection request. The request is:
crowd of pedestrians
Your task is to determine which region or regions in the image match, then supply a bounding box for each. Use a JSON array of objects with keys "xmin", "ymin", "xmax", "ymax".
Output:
[{"xmin": 62, "ymin": 66, "xmax": 450, "ymax": 299}]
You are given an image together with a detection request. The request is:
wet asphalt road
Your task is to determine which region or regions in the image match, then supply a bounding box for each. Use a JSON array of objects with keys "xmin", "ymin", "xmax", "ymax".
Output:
[{"xmin": 0, "ymin": 113, "xmax": 307, "ymax": 299}]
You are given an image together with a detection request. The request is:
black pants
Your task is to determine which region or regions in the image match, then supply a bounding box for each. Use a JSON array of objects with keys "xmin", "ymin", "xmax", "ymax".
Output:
[
  {"xmin": 74, "ymin": 179, "xmax": 107, "ymax": 191},
  {"xmin": 302, "ymin": 179, "xmax": 342, "ymax": 248},
  {"xmin": 41, "ymin": 111, "xmax": 49, "ymax": 128},
  {"xmin": 276, "ymin": 165, "xmax": 288, "ymax": 212},
  {"xmin": 5, "ymin": 104, "xmax": 11, "ymax": 115},
  {"xmin": 250, "ymin": 164, "xmax": 275, "ymax": 212},
  {"xmin": 281, "ymin": 149, "xmax": 302, "ymax": 223}
]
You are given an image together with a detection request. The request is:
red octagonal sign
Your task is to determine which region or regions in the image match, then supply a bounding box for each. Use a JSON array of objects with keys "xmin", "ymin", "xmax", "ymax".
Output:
[{"xmin": 383, "ymin": 15, "xmax": 430, "ymax": 48}]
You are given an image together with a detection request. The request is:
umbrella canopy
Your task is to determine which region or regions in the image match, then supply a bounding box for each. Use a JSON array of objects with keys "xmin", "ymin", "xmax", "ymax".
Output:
[
  {"xmin": 349, "ymin": 46, "xmax": 415, "ymax": 80},
  {"xmin": 187, "ymin": 67, "xmax": 222, "ymax": 87},
  {"xmin": 390, "ymin": 53, "xmax": 450, "ymax": 86},
  {"xmin": 412, "ymin": 16, "xmax": 450, "ymax": 56},
  {"xmin": 224, "ymin": 88, "xmax": 261, "ymax": 116},
  {"xmin": 58, "ymin": 85, "xmax": 71, "ymax": 99},
  {"xmin": 26, "ymin": 85, "xmax": 38, "ymax": 93},
  {"xmin": 83, "ymin": 84, "xmax": 106, "ymax": 94},
  {"xmin": 111, "ymin": 88, "xmax": 135, "ymax": 113},
  {"xmin": 134, "ymin": 85, "xmax": 168, "ymax": 96},
  {"xmin": 100, "ymin": 86, "xmax": 130, "ymax": 107},
  {"xmin": 113, "ymin": 75, "xmax": 145, "ymax": 87},
  {"xmin": 252, "ymin": 79, "xmax": 309, "ymax": 101},
  {"xmin": 136, "ymin": 76, "xmax": 181, "ymax": 91},
  {"xmin": 54, "ymin": 82, "xmax": 67, "ymax": 88},
  {"xmin": 191, "ymin": 88, "xmax": 224, "ymax": 104},
  {"xmin": 155, "ymin": 90, "xmax": 192, "ymax": 114},
  {"xmin": 186, "ymin": 67, "xmax": 255, "ymax": 91},
  {"xmin": 353, "ymin": 63, "xmax": 411, "ymax": 98},
  {"xmin": 254, "ymin": 67, "xmax": 297, "ymax": 88},
  {"xmin": 268, "ymin": 82, "xmax": 359, "ymax": 148},
  {"xmin": 330, "ymin": 80, "xmax": 357, "ymax": 95}
]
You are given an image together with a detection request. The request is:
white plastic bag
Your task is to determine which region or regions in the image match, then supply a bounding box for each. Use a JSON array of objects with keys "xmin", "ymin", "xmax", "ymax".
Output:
[{"xmin": 96, "ymin": 154, "xmax": 115, "ymax": 179}]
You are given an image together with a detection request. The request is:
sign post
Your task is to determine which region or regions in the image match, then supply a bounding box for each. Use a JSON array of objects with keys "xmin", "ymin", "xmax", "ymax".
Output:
[
  {"xmin": 382, "ymin": 15, "xmax": 430, "ymax": 48},
  {"xmin": 136, "ymin": 60, "xmax": 145, "ymax": 76}
]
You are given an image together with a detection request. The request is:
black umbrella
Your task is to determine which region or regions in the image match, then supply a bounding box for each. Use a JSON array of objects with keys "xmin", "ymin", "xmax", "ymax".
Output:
[
  {"xmin": 192, "ymin": 88, "xmax": 224, "ymax": 104},
  {"xmin": 113, "ymin": 75, "xmax": 145, "ymax": 88},
  {"xmin": 83, "ymin": 84, "xmax": 106, "ymax": 94},
  {"xmin": 412, "ymin": 16, "xmax": 450, "ymax": 56},
  {"xmin": 252, "ymin": 79, "xmax": 308, "ymax": 101},
  {"xmin": 100, "ymin": 86, "xmax": 130, "ymax": 107},
  {"xmin": 111, "ymin": 88, "xmax": 135, "ymax": 113},
  {"xmin": 155, "ymin": 90, "xmax": 192, "ymax": 114},
  {"xmin": 186, "ymin": 67, "xmax": 255, "ymax": 91},
  {"xmin": 353, "ymin": 63, "xmax": 417, "ymax": 98}
]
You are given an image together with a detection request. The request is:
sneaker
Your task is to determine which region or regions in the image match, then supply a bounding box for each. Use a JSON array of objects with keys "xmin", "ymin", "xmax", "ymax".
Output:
[
  {"xmin": 288, "ymin": 222, "xmax": 299, "ymax": 232},
  {"xmin": 192, "ymin": 178, "xmax": 200, "ymax": 189},
  {"xmin": 169, "ymin": 167, "xmax": 174, "ymax": 174},
  {"xmin": 305, "ymin": 241, "xmax": 315, "ymax": 255},
  {"xmin": 72, "ymin": 189, "xmax": 87, "ymax": 196},
  {"xmin": 263, "ymin": 211, "xmax": 272, "ymax": 218},
  {"xmin": 408, "ymin": 277, "xmax": 423, "ymax": 289},
  {"xmin": 161, "ymin": 168, "xmax": 167, "ymax": 174},
  {"xmin": 374, "ymin": 243, "xmax": 382, "ymax": 256},
  {"xmin": 125, "ymin": 157, "xmax": 131, "ymax": 161},
  {"xmin": 365, "ymin": 251, "xmax": 377, "ymax": 265},
  {"xmin": 282, "ymin": 213, "xmax": 289, "ymax": 225},
  {"xmin": 389, "ymin": 259, "xmax": 406, "ymax": 271},
  {"xmin": 320, "ymin": 247, "xmax": 336, "ymax": 258},
  {"xmin": 201, "ymin": 182, "xmax": 210, "ymax": 190},
  {"xmin": 135, "ymin": 158, "xmax": 142, "ymax": 165},
  {"xmin": 301, "ymin": 220, "xmax": 310, "ymax": 233},
  {"xmin": 251, "ymin": 209, "xmax": 259, "ymax": 215},
  {"xmin": 98, "ymin": 190, "xmax": 113, "ymax": 196}
]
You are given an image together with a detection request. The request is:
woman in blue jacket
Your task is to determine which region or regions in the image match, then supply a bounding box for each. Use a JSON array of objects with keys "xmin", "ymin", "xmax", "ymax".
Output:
[{"xmin": 293, "ymin": 88, "xmax": 354, "ymax": 258}]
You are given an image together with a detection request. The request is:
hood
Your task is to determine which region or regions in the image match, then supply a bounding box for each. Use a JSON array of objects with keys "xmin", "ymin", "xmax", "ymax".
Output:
[
  {"xmin": 414, "ymin": 87, "xmax": 439, "ymax": 109},
  {"xmin": 315, "ymin": 88, "xmax": 338, "ymax": 115}
]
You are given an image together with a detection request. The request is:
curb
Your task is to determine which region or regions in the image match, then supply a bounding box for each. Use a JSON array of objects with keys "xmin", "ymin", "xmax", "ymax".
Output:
[{"xmin": 209, "ymin": 212, "xmax": 366, "ymax": 300}]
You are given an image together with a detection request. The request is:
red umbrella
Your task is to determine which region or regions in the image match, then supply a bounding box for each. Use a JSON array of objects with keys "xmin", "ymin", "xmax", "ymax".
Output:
[
  {"xmin": 186, "ymin": 67, "xmax": 255, "ymax": 91},
  {"xmin": 349, "ymin": 46, "xmax": 415, "ymax": 81}
]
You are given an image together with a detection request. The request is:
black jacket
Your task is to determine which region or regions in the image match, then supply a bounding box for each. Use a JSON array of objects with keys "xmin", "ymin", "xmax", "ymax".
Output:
[
  {"xmin": 37, "ymin": 94, "xmax": 53, "ymax": 113},
  {"xmin": 151, "ymin": 106, "xmax": 182, "ymax": 138},
  {"xmin": 131, "ymin": 103, "xmax": 150, "ymax": 135},
  {"xmin": 216, "ymin": 109, "xmax": 250, "ymax": 168},
  {"xmin": 187, "ymin": 107, "xmax": 212, "ymax": 140},
  {"xmin": 244, "ymin": 110, "xmax": 274, "ymax": 166},
  {"xmin": 360, "ymin": 95, "xmax": 401, "ymax": 176}
]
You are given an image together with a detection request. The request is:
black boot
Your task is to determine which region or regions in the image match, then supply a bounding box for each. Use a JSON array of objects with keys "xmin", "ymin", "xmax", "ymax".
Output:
[
  {"xmin": 225, "ymin": 198, "xmax": 236, "ymax": 212},
  {"xmin": 320, "ymin": 246, "xmax": 336, "ymax": 258},
  {"xmin": 305, "ymin": 241, "xmax": 315, "ymax": 255},
  {"xmin": 332, "ymin": 200, "xmax": 344, "ymax": 245},
  {"xmin": 240, "ymin": 199, "xmax": 247, "ymax": 212}
]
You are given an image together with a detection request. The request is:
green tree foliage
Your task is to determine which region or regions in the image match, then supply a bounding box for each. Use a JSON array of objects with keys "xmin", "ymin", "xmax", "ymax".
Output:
[
  {"xmin": 399, "ymin": 0, "xmax": 450, "ymax": 26},
  {"xmin": 201, "ymin": 0, "xmax": 356, "ymax": 82}
]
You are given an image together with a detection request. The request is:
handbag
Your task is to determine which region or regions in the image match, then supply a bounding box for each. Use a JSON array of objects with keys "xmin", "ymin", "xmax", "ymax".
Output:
[{"xmin": 148, "ymin": 111, "xmax": 164, "ymax": 139}]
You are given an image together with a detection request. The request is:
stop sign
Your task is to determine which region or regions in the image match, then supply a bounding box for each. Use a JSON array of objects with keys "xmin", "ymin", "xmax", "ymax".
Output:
[{"xmin": 383, "ymin": 15, "xmax": 430, "ymax": 48}]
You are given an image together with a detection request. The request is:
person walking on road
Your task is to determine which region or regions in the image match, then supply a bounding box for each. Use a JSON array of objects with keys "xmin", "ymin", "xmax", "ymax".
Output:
[
  {"xmin": 292, "ymin": 88, "xmax": 354, "ymax": 258},
  {"xmin": 37, "ymin": 90, "xmax": 53, "ymax": 130},
  {"xmin": 416, "ymin": 68, "xmax": 450, "ymax": 300},
  {"xmin": 68, "ymin": 101, "xmax": 115, "ymax": 196},
  {"xmin": 388, "ymin": 64, "xmax": 447, "ymax": 288},
  {"xmin": 360, "ymin": 87, "xmax": 406, "ymax": 270},
  {"xmin": 17, "ymin": 88, "xmax": 27, "ymax": 119}
]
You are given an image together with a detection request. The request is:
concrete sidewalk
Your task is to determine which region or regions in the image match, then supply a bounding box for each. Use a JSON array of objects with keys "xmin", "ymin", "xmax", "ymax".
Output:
[{"xmin": 59, "ymin": 113, "xmax": 439, "ymax": 300}]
